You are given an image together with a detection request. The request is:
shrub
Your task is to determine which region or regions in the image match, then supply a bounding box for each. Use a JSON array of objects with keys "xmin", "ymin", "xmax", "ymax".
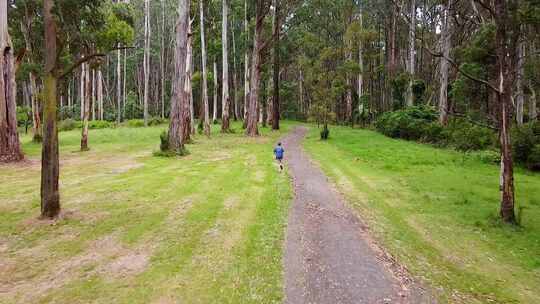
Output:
[
  {"xmin": 159, "ymin": 131, "xmax": 169, "ymax": 152},
  {"xmin": 375, "ymin": 105, "xmax": 438, "ymax": 140},
  {"xmin": 320, "ymin": 124, "xmax": 330, "ymax": 140},
  {"xmin": 512, "ymin": 123, "xmax": 539, "ymax": 163},
  {"xmin": 16, "ymin": 106, "xmax": 31, "ymax": 127},
  {"xmin": 58, "ymin": 119, "xmax": 79, "ymax": 132},
  {"xmin": 126, "ymin": 119, "xmax": 145, "ymax": 128},
  {"xmin": 527, "ymin": 144, "xmax": 540, "ymax": 171},
  {"xmin": 148, "ymin": 117, "xmax": 166, "ymax": 126},
  {"xmin": 469, "ymin": 150, "xmax": 501, "ymax": 164},
  {"xmin": 88, "ymin": 120, "xmax": 113, "ymax": 129},
  {"xmin": 448, "ymin": 121, "xmax": 495, "ymax": 152}
]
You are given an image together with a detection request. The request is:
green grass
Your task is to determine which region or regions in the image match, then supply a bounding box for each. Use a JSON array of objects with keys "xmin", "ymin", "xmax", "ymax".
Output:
[
  {"xmin": 0, "ymin": 121, "xmax": 293, "ymax": 304},
  {"xmin": 302, "ymin": 125, "xmax": 540, "ymax": 304}
]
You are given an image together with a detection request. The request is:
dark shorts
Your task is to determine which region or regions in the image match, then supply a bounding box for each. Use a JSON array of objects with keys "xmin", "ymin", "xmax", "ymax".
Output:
[{"xmin": 276, "ymin": 157, "xmax": 283, "ymax": 161}]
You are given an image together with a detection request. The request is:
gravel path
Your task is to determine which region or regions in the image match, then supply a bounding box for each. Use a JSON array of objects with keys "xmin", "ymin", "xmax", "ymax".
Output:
[{"xmin": 282, "ymin": 127, "xmax": 431, "ymax": 304}]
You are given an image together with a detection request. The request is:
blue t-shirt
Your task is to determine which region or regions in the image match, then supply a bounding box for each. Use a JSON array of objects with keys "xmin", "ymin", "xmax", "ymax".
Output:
[{"xmin": 274, "ymin": 146, "xmax": 284, "ymax": 159}]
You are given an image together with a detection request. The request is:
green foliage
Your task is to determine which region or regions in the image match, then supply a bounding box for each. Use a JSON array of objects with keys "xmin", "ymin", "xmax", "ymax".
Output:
[
  {"xmin": 159, "ymin": 131, "xmax": 169, "ymax": 152},
  {"xmin": 148, "ymin": 117, "xmax": 167, "ymax": 126},
  {"xmin": 126, "ymin": 119, "xmax": 145, "ymax": 128},
  {"xmin": 527, "ymin": 144, "xmax": 540, "ymax": 171},
  {"xmin": 320, "ymin": 124, "xmax": 330, "ymax": 140},
  {"xmin": 445, "ymin": 120, "xmax": 495, "ymax": 152},
  {"xmin": 16, "ymin": 106, "xmax": 31, "ymax": 127},
  {"xmin": 390, "ymin": 73, "xmax": 409, "ymax": 109},
  {"xmin": 375, "ymin": 107, "xmax": 496, "ymax": 151},
  {"xmin": 155, "ymin": 131, "xmax": 189, "ymax": 157},
  {"xmin": 58, "ymin": 119, "xmax": 78, "ymax": 132},
  {"xmin": 88, "ymin": 120, "xmax": 113, "ymax": 130},
  {"xmin": 124, "ymin": 92, "xmax": 143, "ymax": 120}
]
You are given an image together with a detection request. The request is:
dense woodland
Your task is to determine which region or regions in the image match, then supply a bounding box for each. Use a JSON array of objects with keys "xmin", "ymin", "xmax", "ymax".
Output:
[{"xmin": 1, "ymin": 0, "xmax": 540, "ymax": 224}]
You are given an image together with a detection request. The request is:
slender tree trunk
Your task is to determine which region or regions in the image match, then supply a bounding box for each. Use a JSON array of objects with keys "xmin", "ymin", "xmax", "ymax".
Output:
[
  {"xmin": 183, "ymin": 21, "xmax": 193, "ymax": 141},
  {"xmin": 0, "ymin": 1, "xmax": 23, "ymax": 162},
  {"xmin": 271, "ymin": 0, "xmax": 280, "ymax": 130},
  {"xmin": 98, "ymin": 69, "xmax": 103, "ymax": 120},
  {"xmin": 213, "ymin": 60, "xmax": 218, "ymax": 123},
  {"xmin": 91, "ymin": 69, "xmax": 96, "ymax": 121},
  {"xmin": 232, "ymin": 15, "xmax": 239, "ymax": 121},
  {"xmin": 530, "ymin": 81, "xmax": 537, "ymax": 122},
  {"xmin": 167, "ymin": 0, "xmax": 190, "ymax": 152},
  {"xmin": 143, "ymin": 0, "xmax": 151, "ymax": 126},
  {"xmin": 123, "ymin": 48, "xmax": 127, "ymax": 118},
  {"xmin": 81, "ymin": 63, "xmax": 91, "ymax": 151},
  {"xmin": 358, "ymin": 10, "xmax": 364, "ymax": 116},
  {"xmin": 41, "ymin": 0, "xmax": 60, "ymax": 218},
  {"xmin": 438, "ymin": 0, "xmax": 451, "ymax": 125},
  {"xmin": 221, "ymin": 0, "xmax": 231, "ymax": 132},
  {"xmin": 200, "ymin": 0, "xmax": 211, "ymax": 136},
  {"xmin": 80, "ymin": 62, "xmax": 85, "ymax": 120},
  {"xmin": 116, "ymin": 47, "xmax": 122, "ymax": 123},
  {"xmin": 161, "ymin": 0, "xmax": 166, "ymax": 119},
  {"xmin": 406, "ymin": 0, "xmax": 416, "ymax": 107},
  {"xmin": 29, "ymin": 72, "xmax": 42, "ymax": 142},
  {"xmin": 494, "ymin": 0, "xmax": 517, "ymax": 223},
  {"xmin": 243, "ymin": 0, "xmax": 250, "ymax": 126},
  {"xmin": 516, "ymin": 36, "xmax": 525, "ymax": 125}
]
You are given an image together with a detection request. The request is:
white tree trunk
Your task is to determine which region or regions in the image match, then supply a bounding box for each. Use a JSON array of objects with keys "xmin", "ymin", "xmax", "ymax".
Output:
[
  {"xmin": 232, "ymin": 14, "xmax": 239, "ymax": 121},
  {"xmin": 530, "ymin": 82, "xmax": 537, "ymax": 122},
  {"xmin": 200, "ymin": 0, "xmax": 211, "ymax": 135},
  {"xmin": 406, "ymin": 0, "xmax": 416, "ymax": 107},
  {"xmin": 438, "ymin": 0, "xmax": 451, "ymax": 125},
  {"xmin": 98, "ymin": 69, "xmax": 103, "ymax": 120},
  {"xmin": 143, "ymin": 0, "xmax": 151, "ymax": 126},
  {"xmin": 516, "ymin": 37, "xmax": 525, "ymax": 125},
  {"xmin": 221, "ymin": 0, "xmax": 231, "ymax": 131},
  {"xmin": 123, "ymin": 48, "xmax": 127, "ymax": 118},
  {"xmin": 213, "ymin": 60, "xmax": 218, "ymax": 122},
  {"xmin": 80, "ymin": 62, "xmax": 85, "ymax": 120},
  {"xmin": 358, "ymin": 10, "xmax": 364, "ymax": 110},
  {"xmin": 91, "ymin": 69, "xmax": 96, "ymax": 121},
  {"xmin": 161, "ymin": 0, "xmax": 166, "ymax": 119},
  {"xmin": 116, "ymin": 48, "xmax": 121, "ymax": 123}
]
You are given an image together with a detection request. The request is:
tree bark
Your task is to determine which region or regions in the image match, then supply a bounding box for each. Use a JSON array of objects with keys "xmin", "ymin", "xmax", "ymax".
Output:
[
  {"xmin": 200, "ymin": 0, "xmax": 211, "ymax": 136},
  {"xmin": 167, "ymin": 0, "xmax": 190, "ymax": 152},
  {"xmin": 143, "ymin": 0, "xmax": 151, "ymax": 126},
  {"xmin": 358, "ymin": 9, "xmax": 364, "ymax": 119},
  {"xmin": 213, "ymin": 60, "xmax": 218, "ymax": 123},
  {"xmin": 81, "ymin": 63, "xmax": 91, "ymax": 151},
  {"xmin": 271, "ymin": 0, "xmax": 280, "ymax": 130},
  {"xmin": 530, "ymin": 81, "xmax": 537, "ymax": 122},
  {"xmin": 183, "ymin": 21, "xmax": 193, "ymax": 141},
  {"xmin": 243, "ymin": 0, "xmax": 250, "ymax": 126},
  {"xmin": 232, "ymin": 15, "xmax": 239, "ymax": 121},
  {"xmin": 221, "ymin": 0, "xmax": 231, "ymax": 132},
  {"xmin": 516, "ymin": 36, "xmax": 525, "ymax": 125},
  {"xmin": 98, "ymin": 69, "xmax": 103, "ymax": 120},
  {"xmin": 494, "ymin": 0, "xmax": 517, "ymax": 223},
  {"xmin": 161, "ymin": 0, "xmax": 166, "ymax": 119},
  {"xmin": 116, "ymin": 48, "xmax": 122, "ymax": 123},
  {"xmin": 406, "ymin": 0, "xmax": 416, "ymax": 107},
  {"xmin": 0, "ymin": 0, "xmax": 23, "ymax": 162},
  {"xmin": 438, "ymin": 0, "xmax": 451, "ymax": 125},
  {"xmin": 246, "ymin": 2, "xmax": 265, "ymax": 136},
  {"xmin": 41, "ymin": 0, "xmax": 60, "ymax": 218}
]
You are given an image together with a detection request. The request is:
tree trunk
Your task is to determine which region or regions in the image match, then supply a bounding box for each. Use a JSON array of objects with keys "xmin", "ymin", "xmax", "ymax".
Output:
[
  {"xmin": 0, "ymin": 0, "xmax": 23, "ymax": 162},
  {"xmin": 516, "ymin": 36, "xmax": 525, "ymax": 125},
  {"xmin": 243, "ymin": 0, "xmax": 250, "ymax": 126},
  {"xmin": 116, "ymin": 48, "xmax": 122, "ymax": 123},
  {"xmin": 530, "ymin": 81, "xmax": 537, "ymax": 122},
  {"xmin": 494, "ymin": 0, "xmax": 517, "ymax": 223},
  {"xmin": 29, "ymin": 72, "xmax": 42, "ymax": 142},
  {"xmin": 123, "ymin": 48, "xmax": 127, "ymax": 119},
  {"xmin": 358, "ymin": 9, "xmax": 364, "ymax": 121},
  {"xmin": 80, "ymin": 62, "xmax": 85, "ymax": 120},
  {"xmin": 246, "ymin": 2, "xmax": 265, "ymax": 137},
  {"xmin": 213, "ymin": 60, "xmax": 218, "ymax": 123},
  {"xmin": 232, "ymin": 15, "xmax": 239, "ymax": 121},
  {"xmin": 438, "ymin": 0, "xmax": 451, "ymax": 125},
  {"xmin": 91, "ymin": 69, "xmax": 96, "ymax": 121},
  {"xmin": 161, "ymin": 0, "xmax": 166, "ymax": 119},
  {"xmin": 167, "ymin": 0, "xmax": 190, "ymax": 152},
  {"xmin": 199, "ymin": 0, "xmax": 211, "ymax": 136},
  {"xmin": 143, "ymin": 0, "xmax": 151, "ymax": 126},
  {"xmin": 98, "ymin": 69, "xmax": 103, "ymax": 120},
  {"xmin": 182, "ymin": 21, "xmax": 193, "ymax": 142},
  {"xmin": 271, "ymin": 0, "xmax": 280, "ymax": 130},
  {"xmin": 41, "ymin": 0, "xmax": 60, "ymax": 218},
  {"xmin": 81, "ymin": 63, "xmax": 91, "ymax": 151},
  {"xmin": 406, "ymin": 0, "xmax": 416, "ymax": 107},
  {"xmin": 221, "ymin": 0, "xmax": 231, "ymax": 132}
]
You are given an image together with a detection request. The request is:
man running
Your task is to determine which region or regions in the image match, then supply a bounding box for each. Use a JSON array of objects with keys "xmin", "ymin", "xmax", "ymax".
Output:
[{"xmin": 274, "ymin": 142, "xmax": 285, "ymax": 171}]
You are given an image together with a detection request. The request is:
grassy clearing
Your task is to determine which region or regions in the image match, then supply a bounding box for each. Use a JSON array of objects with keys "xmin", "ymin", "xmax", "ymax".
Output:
[
  {"xmin": 0, "ymin": 121, "xmax": 292, "ymax": 304},
  {"xmin": 302, "ymin": 125, "xmax": 540, "ymax": 304}
]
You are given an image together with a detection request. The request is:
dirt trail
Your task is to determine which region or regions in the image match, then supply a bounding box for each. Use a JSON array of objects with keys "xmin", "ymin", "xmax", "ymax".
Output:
[{"xmin": 282, "ymin": 127, "xmax": 430, "ymax": 304}]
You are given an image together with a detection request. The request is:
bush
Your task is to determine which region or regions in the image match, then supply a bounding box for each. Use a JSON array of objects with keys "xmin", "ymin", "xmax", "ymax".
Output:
[
  {"xmin": 148, "ymin": 117, "xmax": 167, "ymax": 126},
  {"xmin": 375, "ymin": 105, "xmax": 438, "ymax": 140},
  {"xmin": 320, "ymin": 124, "xmax": 330, "ymax": 140},
  {"xmin": 512, "ymin": 123, "xmax": 539, "ymax": 163},
  {"xmin": 88, "ymin": 120, "xmax": 113, "ymax": 129},
  {"xmin": 159, "ymin": 131, "xmax": 169, "ymax": 152},
  {"xmin": 126, "ymin": 119, "xmax": 145, "ymax": 128},
  {"xmin": 527, "ymin": 144, "xmax": 540, "ymax": 171},
  {"xmin": 58, "ymin": 119, "xmax": 79, "ymax": 132},
  {"xmin": 16, "ymin": 106, "xmax": 31, "ymax": 127},
  {"xmin": 469, "ymin": 150, "xmax": 501, "ymax": 164},
  {"xmin": 447, "ymin": 120, "xmax": 495, "ymax": 152}
]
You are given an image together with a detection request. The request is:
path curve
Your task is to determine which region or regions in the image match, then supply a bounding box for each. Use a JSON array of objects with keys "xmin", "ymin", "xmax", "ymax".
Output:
[{"xmin": 282, "ymin": 126, "xmax": 426, "ymax": 304}]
